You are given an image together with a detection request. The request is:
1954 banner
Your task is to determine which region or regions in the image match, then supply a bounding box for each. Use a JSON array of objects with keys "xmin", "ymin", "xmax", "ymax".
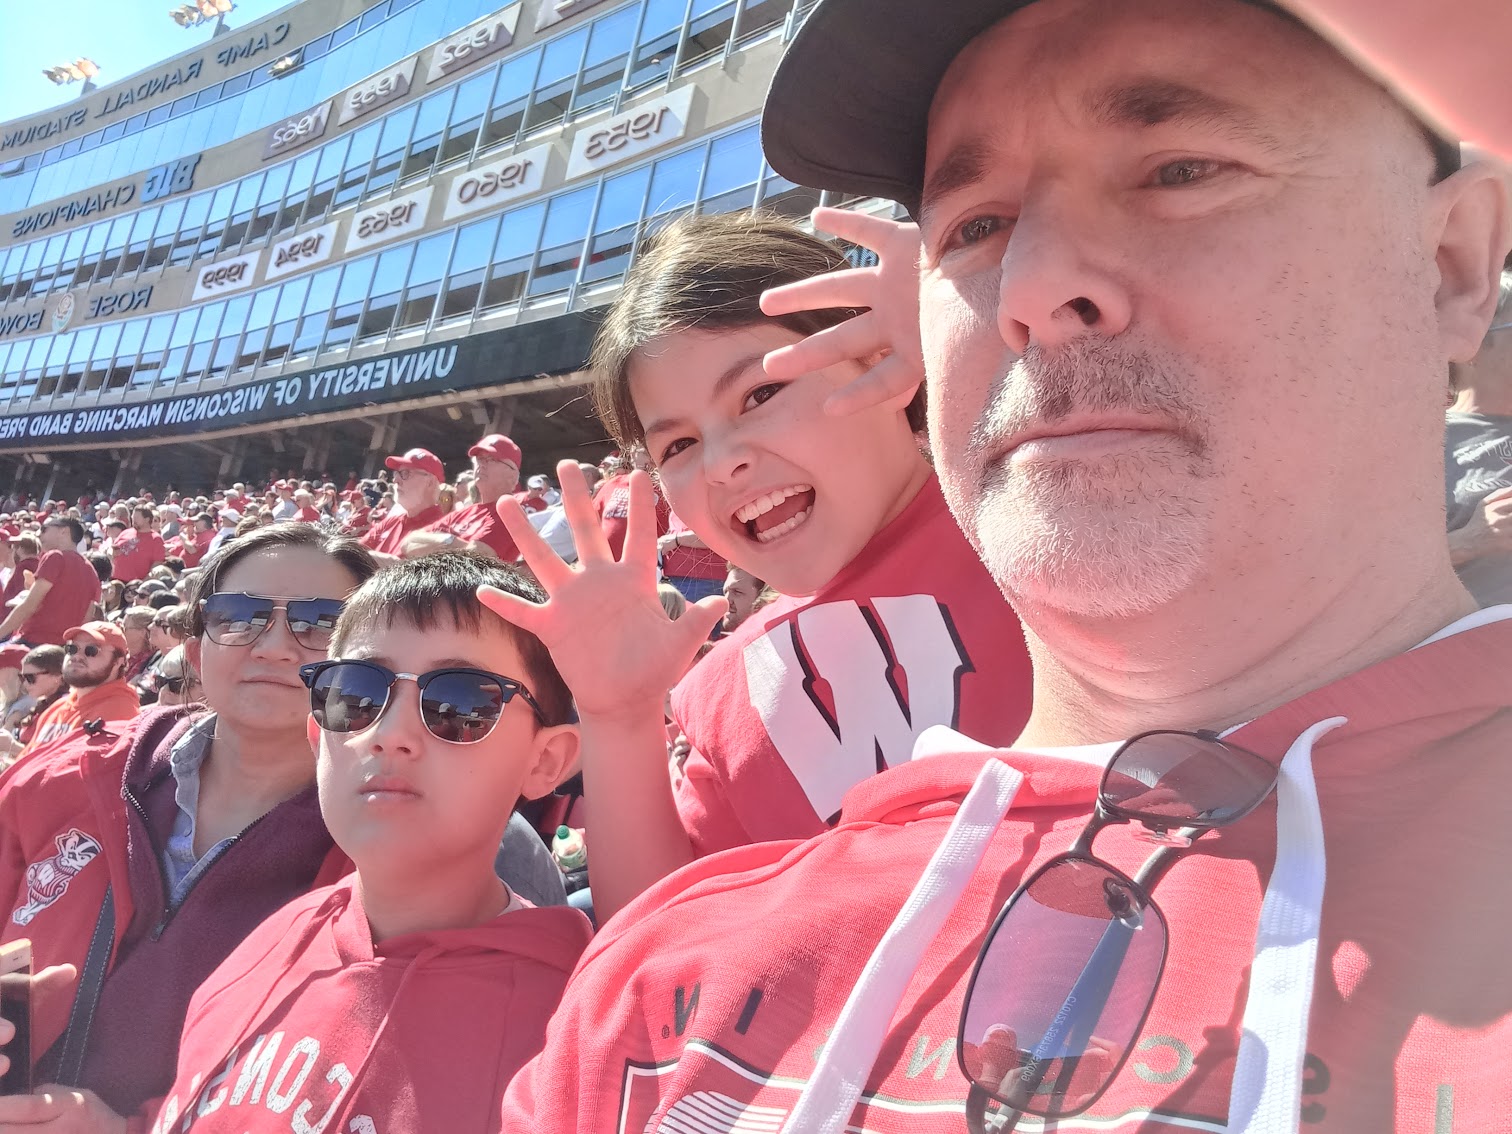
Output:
[{"xmin": 0, "ymin": 314, "xmax": 597, "ymax": 451}]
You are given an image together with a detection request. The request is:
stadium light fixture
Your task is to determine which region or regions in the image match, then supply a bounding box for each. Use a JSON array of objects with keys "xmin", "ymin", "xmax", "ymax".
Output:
[
  {"xmin": 43, "ymin": 58, "xmax": 101, "ymax": 93},
  {"xmin": 170, "ymin": 0, "xmax": 234, "ymax": 34}
]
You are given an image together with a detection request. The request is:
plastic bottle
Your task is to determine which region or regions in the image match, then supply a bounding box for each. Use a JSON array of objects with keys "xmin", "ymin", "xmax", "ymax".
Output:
[{"xmin": 552, "ymin": 825, "xmax": 587, "ymax": 872}]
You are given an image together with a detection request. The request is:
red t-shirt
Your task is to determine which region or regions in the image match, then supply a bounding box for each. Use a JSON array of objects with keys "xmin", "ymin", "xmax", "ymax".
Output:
[
  {"xmin": 22, "ymin": 549, "xmax": 102, "ymax": 646},
  {"xmin": 167, "ymin": 529, "xmax": 214, "ymax": 569},
  {"xmin": 110, "ymin": 528, "xmax": 166, "ymax": 583},
  {"xmin": 359, "ymin": 504, "xmax": 444, "ymax": 556},
  {"xmin": 513, "ymin": 492, "xmax": 549, "ymax": 514},
  {"xmin": 506, "ymin": 617, "xmax": 1512, "ymax": 1134},
  {"xmin": 594, "ymin": 475, "xmax": 670, "ymax": 559},
  {"xmin": 669, "ymin": 475, "xmax": 1034, "ymax": 855},
  {"xmin": 661, "ymin": 511, "xmax": 725, "ymax": 581},
  {"xmin": 295, "ymin": 505, "xmax": 322, "ymax": 523},
  {"xmin": 425, "ymin": 502, "xmax": 519, "ymax": 561}
]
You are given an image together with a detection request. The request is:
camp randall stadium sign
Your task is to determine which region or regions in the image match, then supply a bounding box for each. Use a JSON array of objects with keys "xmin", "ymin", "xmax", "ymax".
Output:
[{"xmin": 0, "ymin": 315, "xmax": 596, "ymax": 452}]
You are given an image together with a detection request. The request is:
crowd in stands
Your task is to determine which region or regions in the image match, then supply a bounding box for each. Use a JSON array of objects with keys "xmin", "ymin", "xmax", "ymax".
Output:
[{"xmin": 0, "ymin": 0, "xmax": 1510, "ymax": 1130}]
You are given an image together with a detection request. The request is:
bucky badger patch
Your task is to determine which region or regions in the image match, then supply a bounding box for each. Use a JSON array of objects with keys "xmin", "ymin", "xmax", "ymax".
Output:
[{"xmin": 12, "ymin": 828, "xmax": 103, "ymax": 927}]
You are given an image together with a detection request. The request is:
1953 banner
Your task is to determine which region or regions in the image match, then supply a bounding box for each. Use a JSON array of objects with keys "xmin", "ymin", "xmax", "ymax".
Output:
[{"xmin": 0, "ymin": 315, "xmax": 597, "ymax": 452}]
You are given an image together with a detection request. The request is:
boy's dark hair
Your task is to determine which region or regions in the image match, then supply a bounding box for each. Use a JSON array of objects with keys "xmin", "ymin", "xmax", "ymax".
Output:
[
  {"xmin": 184, "ymin": 523, "xmax": 377, "ymax": 638},
  {"xmin": 590, "ymin": 210, "xmax": 926, "ymax": 450},
  {"xmin": 148, "ymin": 591, "xmax": 178, "ymax": 610},
  {"xmin": 330, "ymin": 551, "xmax": 574, "ymax": 728},
  {"xmin": 46, "ymin": 516, "xmax": 86, "ymax": 546},
  {"xmin": 163, "ymin": 556, "xmax": 185, "ymax": 573},
  {"xmin": 13, "ymin": 535, "xmax": 38, "ymax": 560},
  {"xmin": 85, "ymin": 552, "xmax": 113, "ymax": 584}
]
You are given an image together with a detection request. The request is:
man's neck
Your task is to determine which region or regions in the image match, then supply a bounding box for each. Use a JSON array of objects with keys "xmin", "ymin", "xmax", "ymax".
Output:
[
  {"xmin": 1014, "ymin": 549, "xmax": 1477, "ymax": 747},
  {"xmin": 1452, "ymin": 385, "xmax": 1512, "ymax": 417},
  {"xmin": 358, "ymin": 862, "xmax": 510, "ymax": 943}
]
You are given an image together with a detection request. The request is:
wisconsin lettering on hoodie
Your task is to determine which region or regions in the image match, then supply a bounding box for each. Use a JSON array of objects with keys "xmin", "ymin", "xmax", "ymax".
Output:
[
  {"xmin": 154, "ymin": 876, "xmax": 592, "ymax": 1133},
  {"xmin": 505, "ymin": 611, "xmax": 1512, "ymax": 1133}
]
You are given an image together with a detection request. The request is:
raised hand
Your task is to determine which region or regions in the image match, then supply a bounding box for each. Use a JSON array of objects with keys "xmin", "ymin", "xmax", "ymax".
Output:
[
  {"xmin": 479, "ymin": 460, "xmax": 725, "ymax": 720},
  {"xmin": 760, "ymin": 207, "xmax": 924, "ymax": 418}
]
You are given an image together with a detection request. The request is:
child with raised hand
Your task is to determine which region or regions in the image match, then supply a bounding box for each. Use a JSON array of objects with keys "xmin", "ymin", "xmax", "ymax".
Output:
[
  {"xmin": 149, "ymin": 553, "xmax": 589, "ymax": 1133},
  {"xmin": 483, "ymin": 210, "xmax": 1033, "ymax": 922}
]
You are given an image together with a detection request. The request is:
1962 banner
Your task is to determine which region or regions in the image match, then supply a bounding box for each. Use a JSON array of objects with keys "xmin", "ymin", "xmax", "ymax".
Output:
[{"xmin": 0, "ymin": 315, "xmax": 597, "ymax": 452}]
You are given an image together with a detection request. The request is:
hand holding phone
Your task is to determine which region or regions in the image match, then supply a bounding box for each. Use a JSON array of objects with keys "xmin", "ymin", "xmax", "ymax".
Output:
[{"xmin": 0, "ymin": 940, "xmax": 31, "ymax": 1096}]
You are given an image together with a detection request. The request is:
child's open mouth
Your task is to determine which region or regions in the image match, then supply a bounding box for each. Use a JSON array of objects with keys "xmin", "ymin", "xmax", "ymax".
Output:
[{"xmin": 735, "ymin": 484, "xmax": 815, "ymax": 545}]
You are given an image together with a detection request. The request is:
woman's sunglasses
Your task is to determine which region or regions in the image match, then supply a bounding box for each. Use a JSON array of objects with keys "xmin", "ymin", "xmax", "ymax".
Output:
[
  {"xmin": 20, "ymin": 671, "xmax": 50, "ymax": 685},
  {"xmin": 153, "ymin": 673, "xmax": 186, "ymax": 695},
  {"xmin": 300, "ymin": 659, "xmax": 546, "ymax": 744},
  {"xmin": 199, "ymin": 592, "xmax": 345, "ymax": 650}
]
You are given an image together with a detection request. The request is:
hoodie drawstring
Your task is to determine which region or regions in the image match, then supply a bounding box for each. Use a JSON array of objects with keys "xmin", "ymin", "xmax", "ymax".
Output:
[
  {"xmin": 1227, "ymin": 716, "xmax": 1344, "ymax": 1134},
  {"xmin": 779, "ymin": 759, "xmax": 1025, "ymax": 1134}
]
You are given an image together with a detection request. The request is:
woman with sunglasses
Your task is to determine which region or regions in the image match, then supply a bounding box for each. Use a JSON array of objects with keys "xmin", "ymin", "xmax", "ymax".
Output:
[{"xmin": 0, "ymin": 523, "xmax": 375, "ymax": 1128}]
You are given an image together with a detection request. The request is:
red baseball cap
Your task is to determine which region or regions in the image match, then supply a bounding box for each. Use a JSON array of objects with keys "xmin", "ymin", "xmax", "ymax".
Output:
[
  {"xmin": 63, "ymin": 621, "xmax": 130, "ymax": 654},
  {"xmin": 384, "ymin": 448, "xmax": 444, "ymax": 481},
  {"xmin": 0, "ymin": 643, "xmax": 28, "ymax": 670},
  {"xmin": 469, "ymin": 434, "xmax": 522, "ymax": 468}
]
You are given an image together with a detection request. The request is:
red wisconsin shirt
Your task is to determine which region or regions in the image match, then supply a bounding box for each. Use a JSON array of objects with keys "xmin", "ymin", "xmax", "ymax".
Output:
[
  {"xmin": 513, "ymin": 491, "xmax": 549, "ymax": 514},
  {"xmin": 594, "ymin": 474, "xmax": 669, "ymax": 559},
  {"xmin": 111, "ymin": 529, "xmax": 166, "ymax": 583},
  {"xmin": 661, "ymin": 512, "xmax": 725, "ymax": 581},
  {"xmin": 22, "ymin": 549, "xmax": 102, "ymax": 646},
  {"xmin": 152, "ymin": 877, "xmax": 591, "ymax": 1134},
  {"xmin": 507, "ymin": 616, "xmax": 1512, "ymax": 1134},
  {"xmin": 670, "ymin": 475, "xmax": 1033, "ymax": 855},
  {"xmin": 424, "ymin": 502, "xmax": 519, "ymax": 561},
  {"xmin": 359, "ymin": 504, "xmax": 444, "ymax": 556},
  {"xmin": 294, "ymin": 505, "xmax": 321, "ymax": 523}
]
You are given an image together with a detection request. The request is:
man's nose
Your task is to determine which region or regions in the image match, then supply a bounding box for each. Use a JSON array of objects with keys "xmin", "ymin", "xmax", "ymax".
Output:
[{"xmin": 996, "ymin": 192, "xmax": 1133, "ymax": 355}]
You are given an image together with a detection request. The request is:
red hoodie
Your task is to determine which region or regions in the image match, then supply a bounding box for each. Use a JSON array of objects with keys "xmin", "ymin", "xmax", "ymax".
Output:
[
  {"xmin": 151, "ymin": 877, "xmax": 592, "ymax": 1133},
  {"xmin": 0, "ymin": 707, "xmax": 350, "ymax": 1124},
  {"xmin": 504, "ymin": 611, "xmax": 1512, "ymax": 1133}
]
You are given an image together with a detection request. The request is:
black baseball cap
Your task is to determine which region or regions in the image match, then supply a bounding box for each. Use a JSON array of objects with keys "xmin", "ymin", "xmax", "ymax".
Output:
[{"xmin": 760, "ymin": 0, "xmax": 1459, "ymax": 218}]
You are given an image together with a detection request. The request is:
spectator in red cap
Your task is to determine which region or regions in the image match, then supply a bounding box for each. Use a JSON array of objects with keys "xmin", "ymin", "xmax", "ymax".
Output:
[
  {"xmin": 20, "ymin": 621, "xmax": 139, "ymax": 754},
  {"xmin": 0, "ymin": 533, "xmax": 38, "ymax": 613},
  {"xmin": 0, "ymin": 517, "xmax": 100, "ymax": 647},
  {"xmin": 360, "ymin": 448, "xmax": 445, "ymax": 558},
  {"xmin": 111, "ymin": 505, "xmax": 167, "ymax": 584},
  {"xmin": 516, "ymin": 474, "xmax": 552, "ymax": 514},
  {"xmin": 406, "ymin": 434, "xmax": 523, "ymax": 561},
  {"xmin": 292, "ymin": 489, "xmax": 322, "ymax": 524},
  {"xmin": 270, "ymin": 481, "xmax": 299, "ymax": 522}
]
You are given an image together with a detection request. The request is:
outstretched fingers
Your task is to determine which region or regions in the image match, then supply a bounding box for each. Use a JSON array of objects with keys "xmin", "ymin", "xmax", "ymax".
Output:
[
  {"xmin": 823, "ymin": 351, "xmax": 923, "ymax": 417},
  {"xmin": 621, "ymin": 470, "xmax": 662, "ymax": 575},
  {"xmin": 477, "ymin": 583, "xmax": 549, "ymax": 637},
  {"xmin": 557, "ymin": 458, "xmax": 613, "ymax": 566},
  {"xmin": 763, "ymin": 311, "xmax": 885, "ymax": 381}
]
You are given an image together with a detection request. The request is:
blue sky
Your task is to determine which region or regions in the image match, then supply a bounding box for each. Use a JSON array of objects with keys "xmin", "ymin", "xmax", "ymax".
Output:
[{"xmin": 0, "ymin": 0, "xmax": 294, "ymax": 124}]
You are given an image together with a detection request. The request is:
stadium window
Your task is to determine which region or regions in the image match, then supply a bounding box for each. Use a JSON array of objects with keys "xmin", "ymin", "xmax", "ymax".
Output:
[
  {"xmin": 108, "ymin": 319, "xmax": 147, "ymax": 390},
  {"xmin": 169, "ymin": 191, "xmax": 212, "ymax": 269},
  {"xmin": 439, "ymin": 73, "xmax": 491, "ymax": 169},
  {"xmin": 236, "ymin": 287, "xmax": 280, "ymax": 372},
  {"xmin": 0, "ymin": 345, "xmax": 11, "ymax": 400},
  {"xmin": 439, "ymin": 216, "xmax": 495, "ymax": 323},
  {"xmin": 197, "ymin": 183, "xmax": 238, "ymax": 261},
  {"xmin": 679, "ymin": 0, "xmax": 738, "ymax": 69},
  {"xmin": 574, "ymin": 6, "xmax": 638, "ymax": 114},
  {"xmin": 524, "ymin": 28, "xmax": 588, "ymax": 135},
  {"xmin": 367, "ymin": 104, "xmax": 416, "ymax": 198},
  {"xmin": 306, "ymin": 135, "xmax": 352, "ymax": 224},
  {"xmin": 324, "ymin": 256, "xmax": 376, "ymax": 352},
  {"xmin": 221, "ymin": 172, "xmax": 265, "ymax": 253},
  {"xmin": 629, "ymin": 0, "xmax": 684, "ymax": 89},
  {"xmin": 15, "ymin": 341, "xmax": 43, "ymax": 400},
  {"xmin": 249, "ymin": 163, "xmax": 292, "ymax": 246},
  {"xmin": 395, "ymin": 232, "xmax": 453, "ymax": 332},
  {"xmin": 210, "ymin": 294, "xmax": 251, "ymax": 380},
  {"xmin": 120, "ymin": 206, "xmax": 161, "ymax": 276},
  {"xmin": 481, "ymin": 202, "xmax": 544, "ymax": 311},
  {"xmin": 183, "ymin": 301, "xmax": 226, "ymax": 385},
  {"xmin": 95, "ymin": 213, "xmax": 133, "ymax": 282},
  {"xmin": 698, "ymin": 125, "xmax": 762, "ymax": 215},
  {"xmin": 60, "ymin": 326, "xmax": 97, "ymax": 396},
  {"xmin": 264, "ymin": 277, "xmax": 311, "ymax": 365},
  {"xmin": 134, "ymin": 314, "xmax": 174, "ymax": 390},
  {"xmin": 582, "ymin": 165, "xmax": 651, "ymax": 286},
  {"xmin": 401, "ymin": 90, "xmax": 453, "ymax": 183},
  {"xmin": 359, "ymin": 244, "xmax": 414, "ymax": 342},
  {"xmin": 39, "ymin": 332, "xmax": 72, "ymax": 398},
  {"xmin": 480, "ymin": 52, "xmax": 535, "ymax": 154},
  {"xmin": 145, "ymin": 198, "xmax": 186, "ymax": 272},
  {"xmin": 58, "ymin": 226, "xmax": 89, "ymax": 285},
  {"xmin": 645, "ymin": 145, "xmax": 703, "ymax": 219},
  {"xmin": 334, "ymin": 122, "xmax": 380, "ymax": 210},
  {"xmin": 159, "ymin": 307, "xmax": 200, "ymax": 389},
  {"xmin": 528, "ymin": 185, "xmax": 595, "ymax": 298},
  {"xmin": 275, "ymin": 152, "xmax": 320, "ymax": 236},
  {"xmin": 292, "ymin": 267, "xmax": 341, "ymax": 359}
]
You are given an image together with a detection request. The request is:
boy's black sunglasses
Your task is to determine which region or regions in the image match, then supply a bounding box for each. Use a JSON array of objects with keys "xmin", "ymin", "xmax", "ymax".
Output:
[
  {"xmin": 299, "ymin": 659, "xmax": 547, "ymax": 744},
  {"xmin": 959, "ymin": 729, "xmax": 1279, "ymax": 1133}
]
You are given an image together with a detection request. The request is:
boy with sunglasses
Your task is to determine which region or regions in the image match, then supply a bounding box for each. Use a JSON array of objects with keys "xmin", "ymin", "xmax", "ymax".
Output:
[{"xmin": 150, "ymin": 553, "xmax": 589, "ymax": 1132}]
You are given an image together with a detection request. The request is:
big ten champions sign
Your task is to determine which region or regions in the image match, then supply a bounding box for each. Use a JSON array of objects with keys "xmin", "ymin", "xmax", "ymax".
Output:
[
  {"xmin": 441, "ymin": 144, "xmax": 551, "ymax": 221},
  {"xmin": 565, "ymin": 86, "xmax": 696, "ymax": 180}
]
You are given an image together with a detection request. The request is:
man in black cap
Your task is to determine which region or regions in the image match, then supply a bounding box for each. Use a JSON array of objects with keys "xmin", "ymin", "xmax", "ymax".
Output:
[{"xmin": 499, "ymin": 2, "xmax": 1509, "ymax": 1130}]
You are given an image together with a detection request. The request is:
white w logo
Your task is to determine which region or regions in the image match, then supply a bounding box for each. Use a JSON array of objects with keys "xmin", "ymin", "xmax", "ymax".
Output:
[{"xmin": 742, "ymin": 596, "xmax": 970, "ymax": 821}]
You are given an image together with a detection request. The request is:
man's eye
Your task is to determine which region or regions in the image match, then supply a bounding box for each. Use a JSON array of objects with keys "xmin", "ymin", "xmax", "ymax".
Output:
[
  {"xmin": 1154, "ymin": 158, "xmax": 1226, "ymax": 187},
  {"xmin": 957, "ymin": 216, "xmax": 1006, "ymax": 246},
  {"xmin": 742, "ymin": 383, "xmax": 784, "ymax": 411},
  {"xmin": 660, "ymin": 438, "xmax": 694, "ymax": 463}
]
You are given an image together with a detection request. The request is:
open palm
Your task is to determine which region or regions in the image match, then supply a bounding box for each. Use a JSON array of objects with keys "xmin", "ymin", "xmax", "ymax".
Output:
[{"xmin": 479, "ymin": 460, "xmax": 725, "ymax": 719}]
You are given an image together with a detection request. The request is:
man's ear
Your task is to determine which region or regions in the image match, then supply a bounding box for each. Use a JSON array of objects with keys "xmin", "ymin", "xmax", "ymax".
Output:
[
  {"xmin": 1428, "ymin": 160, "xmax": 1512, "ymax": 363},
  {"xmin": 518, "ymin": 724, "xmax": 581, "ymax": 801},
  {"xmin": 305, "ymin": 714, "xmax": 322, "ymax": 757},
  {"xmin": 183, "ymin": 636, "xmax": 201, "ymax": 675}
]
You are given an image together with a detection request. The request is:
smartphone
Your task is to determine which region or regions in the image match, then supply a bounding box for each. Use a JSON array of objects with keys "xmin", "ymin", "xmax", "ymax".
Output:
[{"xmin": 0, "ymin": 939, "xmax": 31, "ymax": 1096}]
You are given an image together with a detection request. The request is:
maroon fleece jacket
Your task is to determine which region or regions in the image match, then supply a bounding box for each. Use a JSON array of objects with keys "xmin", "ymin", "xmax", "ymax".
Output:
[{"xmin": 33, "ymin": 705, "xmax": 349, "ymax": 1116}]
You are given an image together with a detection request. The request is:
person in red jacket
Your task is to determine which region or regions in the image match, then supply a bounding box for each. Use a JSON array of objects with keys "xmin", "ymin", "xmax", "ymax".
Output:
[
  {"xmin": 20, "ymin": 621, "xmax": 141, "ymax": 756},
  {"xmin": 488, "ymin": 213, "xmax": 1034, "ymax": 920},
  {"xmin": 0, "ymin": 524, "xmax": 377, "ymax": 1127},
  {"xmin": 150, "ymin": 553, "xmax": 587, "ymax": 1132},
  {"xmin": 498, "ymin": 0, "xmax": 1512, "ymax": 1129},
  {"xmin": 407, "ymin": 434, "xmax": 525, "ymax": 561},
  {"xmin": 359, "ymin": 449, "xmax": 445, "ymax": 558}
]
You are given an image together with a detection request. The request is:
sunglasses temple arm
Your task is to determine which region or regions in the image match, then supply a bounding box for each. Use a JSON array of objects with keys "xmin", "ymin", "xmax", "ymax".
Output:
[
  {"xmin": 965, "ymin": 1084, "xmax": 1022, "ymax": 1134},
  {"xmin": 1000, "ymin": 917, "xmax": 1139, "ymax": 1113}
]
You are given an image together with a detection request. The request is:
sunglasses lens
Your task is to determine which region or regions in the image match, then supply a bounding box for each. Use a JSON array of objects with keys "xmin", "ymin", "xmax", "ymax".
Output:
[
  {"xmin": 1101, "ymin": 731, "xmax": 1277, "ymax": 828},
  {"xmin": 960, "ymin": 857, "xmax": 1166, "ymax": 1119},
  {"xmin": 285, "ymin": 599, "xmax": 344, "ymax": 649},
  {"xmin": 310, "ymin": 663, "xmax": 387, "ymax": 734},
  {"xmin": 419, "ymin": 670, "xmax": 504, "ymax": 744},
  {"xmin": 203, "ymin": 593, "xmax": 273, "ymax": 646}
]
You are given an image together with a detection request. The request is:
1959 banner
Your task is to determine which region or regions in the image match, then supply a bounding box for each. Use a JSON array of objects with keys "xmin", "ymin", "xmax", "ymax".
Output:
[{"xmin": 0, "ymin": 314, "xmax": 597, "ymax": 452}]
